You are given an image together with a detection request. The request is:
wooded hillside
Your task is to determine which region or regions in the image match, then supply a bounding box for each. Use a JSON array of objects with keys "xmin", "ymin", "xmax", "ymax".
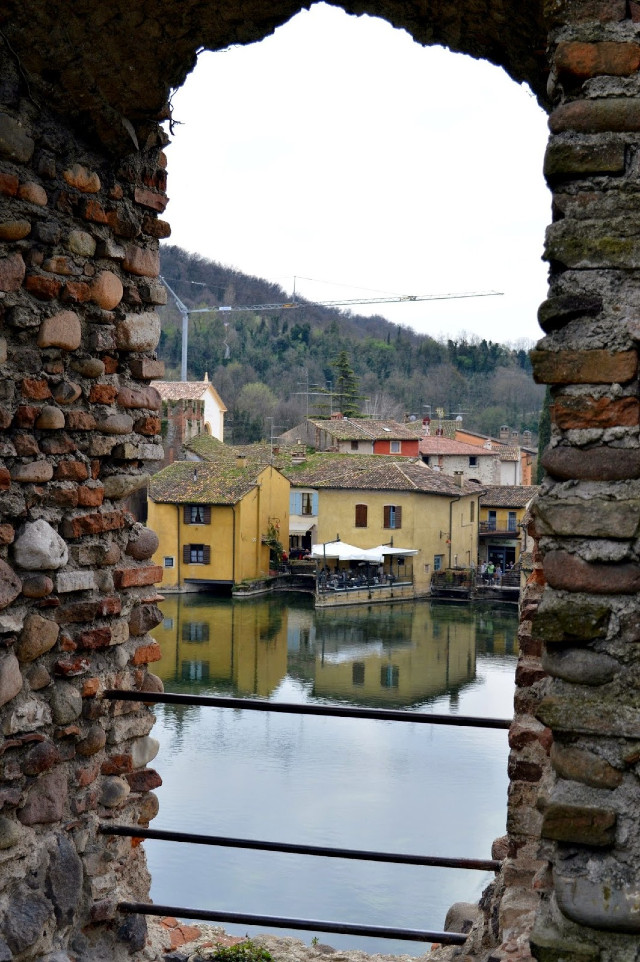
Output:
[{"xmin": 158, "ymin": 245, "xmax": 544, "ymax": 443}]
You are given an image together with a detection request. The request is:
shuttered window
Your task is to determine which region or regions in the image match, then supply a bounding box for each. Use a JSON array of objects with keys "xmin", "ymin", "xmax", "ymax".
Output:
[
  {"xmin": 183, "ymin": 544, "xmax": 210, "ymax": 564},
  {"xmin": 355, "ymin": 503, "xmax": 368, "ymax": 528},
  {"xmin": 383, "ymin": 505, "xmax": 402, "ymax": 529},
  {"xmin": 184, "ymin": 505, "xmax": 211, "ymax": 524}
]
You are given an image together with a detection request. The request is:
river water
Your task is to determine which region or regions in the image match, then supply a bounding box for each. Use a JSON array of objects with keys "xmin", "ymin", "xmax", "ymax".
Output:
[{"xmin": 147, "ymin": 595, "xmax": 518, "ymax": 955}]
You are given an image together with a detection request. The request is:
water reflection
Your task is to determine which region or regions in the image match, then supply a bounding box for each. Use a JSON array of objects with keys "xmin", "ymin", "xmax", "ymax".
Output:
[
  {"xmin": 153, "ymin": 596, "xmax": 518, "ymax": 707},
  {"xmin": 149, "ymin": 596, "xmax": 519, "ymax": 955}
]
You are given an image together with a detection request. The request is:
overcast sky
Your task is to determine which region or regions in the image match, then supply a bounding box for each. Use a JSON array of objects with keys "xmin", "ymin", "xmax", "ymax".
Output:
[{"xmin": 163, "ymin": 2, "xmax": 551, "ymax": 346}]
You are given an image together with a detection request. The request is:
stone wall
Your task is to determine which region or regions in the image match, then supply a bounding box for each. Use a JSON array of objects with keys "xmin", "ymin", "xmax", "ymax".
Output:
[
  {"xmin": 4, "ymin": 0, "xmax": 640, "ymax": 960},
  {"xmin": 0, "ymin": 52, "xmax": 169, "ymax": 961}
]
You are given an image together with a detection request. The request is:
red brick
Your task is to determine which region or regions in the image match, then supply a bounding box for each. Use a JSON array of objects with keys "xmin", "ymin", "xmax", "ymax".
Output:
[
  {"xmin": 142, "ymin": 169, "xmax": 167, "ymax": 191},
  {"xmin": 24, "ymin": 273, "xmax": 62, "ymax": 300},
  {"xmin": 77, "ymin": 485, "xmax": 104, "ymax": 507},
  {"xmin": 14, "ymin": 405, "xmax": 37, "ymax": 428},
  {"xmin": 82, "ymin": 678, "xmax": 100, "ymax": 697},
  {"xmin": 40, "ymin": 435, "xmax": 77, "ymax": 455},
  {"xmin": 114, "ymin": 565, "xmax": 163, "ymax": 589},
  {"xmin": 552, "ymin": 394, "xmax": 639, "ymax": 429},
  {"xmin": 53, "ymin": 656, "xmax": 91, "ymax": 677},
  {"xmin": 0, "ymin": 253, "xmax": 25, "ymax": 292},
  {"xmin": 142, "ymin": 215, "xmax": 171, "ymax": 239},
  {"xmin": 55, "ymin": 461, "xmax": 89, "ymax": 482},
  {"xmin": 555, "ymin": 41, "xmax": 640, "ymax": 78},
  {"xmin": 102, "ymin": 356, "xmax": 119, "ymax": 375},
  {"xmin": 65, "ymin": 411, "xmax": 97, "ymax": 431},
  {"xmin": 13, "ymin": 434, "xmax": 40, "ymax": 456},
  {"xmin": 134, "ymin": 187, "xmax": 168, "ymax": 212},
  {"xmin": 76, "ymin": 762, "xmax": 100, "ymax": 788},
  {"xmin": 550, "ymin": 98, "xmax": 640, "ymax": 134},
  {"xmin": 105, "ymin": 208, "xmax": 140, "ymax": 239},
  {"xmin": 122, "ymin": 245, "xmax": 159, "ymax": 278},
  {"xmin": 44, "ymin": 486, "xmax": 79, "ymax": 508},
  {"xmin": 125, "ymin": 769, "xmax": 162, "ymax": 792},
  {"xmin": 82, "ymin": 198, "xmax": 108, "ymax": 224},
  {"xmin": 61, "ymin": 510, "xmax": 126, "ymax": 539},
  {"xmin": 134, "ymin": 416, "xmax": 161, "ymax": 435},
  {"xmin": 0, "ymin": 173, "xmax": 19, "ymax": 197},
  {"xmin": 78, "ymin": 627, "xmax": 112, "ymax": 650},
  {"xmin": 90, "ymin": 385, "xmax": 118, "ymax": 404},
  {"xmin": 101, "ymin": 754, "xmax": 133, "ymax": 775},
  {"xmin": 531, "ymin": 349, "xmax": 637, "ymax": 385},
  {"xmin": 0, "ymin": 468, "xmax": 10, "ymax": 491},
  {"xmin": 130, "ymin": 640, "xmax": 162, "ymax": 665},
  {"xmin": 21, "ymin": 378, "xmax": 51, "ymax": 400},
  {"xmin": 62, "ymin": 280, "xmax": 92, "ymax": 304},
  {"xmin": 55, "ymin": 596, "xmax": 122, "ymax": 624}
]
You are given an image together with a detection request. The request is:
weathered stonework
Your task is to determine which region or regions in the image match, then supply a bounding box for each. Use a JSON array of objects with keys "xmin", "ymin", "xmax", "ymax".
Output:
[{"xmin": 3, "ymin": 0, "xmax": 640, "ymax": 960}]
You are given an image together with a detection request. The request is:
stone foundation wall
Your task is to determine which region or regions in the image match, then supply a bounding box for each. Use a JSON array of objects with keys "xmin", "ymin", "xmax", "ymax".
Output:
[{"xmin": 0, "ymin": 51, "xmax": 169, "ymax": 961}]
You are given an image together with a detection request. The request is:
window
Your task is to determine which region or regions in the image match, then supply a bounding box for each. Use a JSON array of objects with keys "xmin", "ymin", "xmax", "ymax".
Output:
[
  {"xmin": 162, "ymin": 618, "xmax": 174, "ymax": 629},
  {"xmin": 355, "ymin": 503, "xmax": 368, "ymax": 528},
  {"xmin": 351, "ymin": 440, "xmax": 359, "ymax": 451},
  {"xmin": 181, "ymin": 660, "xmax": 210, "ymax": 682},
  {"xmin": 301, "ymin": 492, "xmax": 313, "ymax": 516},
  {"xmin": 352, "ymin": 663, "xmax": 365, "ymax": 686},
  {"xmin": 390, "ymin": 440, "xmax": 400, "ymax": 453},
  {"xmin": 183, "ymin": 544, "xmax": 211, "ymax": 564},
  {"xmin": 470, "ymin": 501, "xmax": 475, "ymax": 522},
  {"xmin": 164, "ymin": 556, "xmax": 174, "ymax": 568},
  {"xmin": 487, "ymin": 510, "xmax": 497, "ymax": 531},
  {"xmin": 383, "ymin": 504, "xmax": 402, "ymax": 529},
  {"xmin": 434, "ymin": 554, "xmax": 444, "ymax": 571},
  {"xmin": 184, "ymin": 504, "xmax": 211, "ymax": 524},
  {"xmin": 469, "ymin": 455, "xmax": 478, "ymax": 467},
  {"xmin": 380, "ymin": 665, "xmax": 399, "ymax": 688},
  {"xmin": 182, "ymin": 622, "xmax": 210, "ymax": 642},
  {"xmin": 508, "ymin": 511, "xmax": 517, "ymax": 532}
]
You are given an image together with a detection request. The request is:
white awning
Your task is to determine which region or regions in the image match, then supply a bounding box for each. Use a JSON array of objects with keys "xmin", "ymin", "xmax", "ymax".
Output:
[
  {"xmin": 289, "ymin": 518, "xmax": 315, "ymax": 534},
  {"xmin": 372, "ymin": 545, "xmax": 419, "ymax": 557},
  {"xmin": 310, "ymin": 541, "xmax": 384, "ymax": 563}
]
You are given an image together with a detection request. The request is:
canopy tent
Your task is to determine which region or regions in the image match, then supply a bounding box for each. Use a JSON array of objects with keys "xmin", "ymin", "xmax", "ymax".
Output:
[
  {"xmin": 372, "ymin": 545, "xmax": 419, "ymax": 557},
  {"xmin": 310, "ymin": 541, "xmax": 384, "ymax": 564}
]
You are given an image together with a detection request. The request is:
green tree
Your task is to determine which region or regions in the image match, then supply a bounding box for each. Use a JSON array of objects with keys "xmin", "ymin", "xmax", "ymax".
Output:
[{"xmin": 331, "ymin": 350, "xmax": 364, "ymax": 417}]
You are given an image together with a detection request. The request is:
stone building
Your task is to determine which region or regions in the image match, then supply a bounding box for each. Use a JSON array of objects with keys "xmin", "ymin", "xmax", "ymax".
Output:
[{"xmin": 0, "ymin": 1, "xmax": 640, "ymax": 960}]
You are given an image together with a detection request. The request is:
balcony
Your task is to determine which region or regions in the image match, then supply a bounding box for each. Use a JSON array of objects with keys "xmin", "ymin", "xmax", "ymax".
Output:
[{"xmin": 479, "ymin": 521, "xmax": 519, "ymax": 538}]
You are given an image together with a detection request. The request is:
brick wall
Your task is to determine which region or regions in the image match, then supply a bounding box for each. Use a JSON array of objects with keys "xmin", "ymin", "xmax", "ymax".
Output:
[{"xmin": 0, "ymin": 68, "xmax": 168, "ymax": 959}]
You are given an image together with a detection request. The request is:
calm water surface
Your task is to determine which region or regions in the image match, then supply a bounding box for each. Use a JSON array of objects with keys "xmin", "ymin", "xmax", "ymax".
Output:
[{"xmin": 148, "ymin": 596, "xmax": 518, "ymax": 955}]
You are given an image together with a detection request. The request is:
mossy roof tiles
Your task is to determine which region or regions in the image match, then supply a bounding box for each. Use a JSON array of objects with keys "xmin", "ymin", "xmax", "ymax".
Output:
[{"xmin": 479, "ymin": 485, "xmax": 539, "ymax": 508}]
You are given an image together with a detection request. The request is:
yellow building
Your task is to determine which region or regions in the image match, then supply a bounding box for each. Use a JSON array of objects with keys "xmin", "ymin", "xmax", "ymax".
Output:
[
  {"xmin": 290, "ymin": 456, "xmax": 481, "ymax": 595},
  {"xmin": 147, "ymin": 459, "xmax": 290, "ymax": 590},
  {"xmin": 478, "ymin": 484, "xmax": 539, "ymax": 570}
]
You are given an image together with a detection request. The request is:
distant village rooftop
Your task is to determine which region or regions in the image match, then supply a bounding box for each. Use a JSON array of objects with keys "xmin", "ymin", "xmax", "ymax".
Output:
[
  {"xmin": 291, "ymin": 455, "xmax": 482, "ymax": 496},
  {"xmin": 149, "ymin": 460, "xmax": 270, "ymax": 504},
  {"xmin": 154, "ymin": 376, "xmax": 227, "ymax": 410}
]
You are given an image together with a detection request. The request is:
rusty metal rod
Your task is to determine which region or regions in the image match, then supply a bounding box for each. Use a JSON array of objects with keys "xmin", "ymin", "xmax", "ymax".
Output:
[
  {"xmin": 101, "ymin": 825, "xmax": 501, "ymax": 872},
  {"xmin": 102, "ymin": 690, "xmax": 511, "ymax": 729},
  {"xmin": 117, "ymin": 903, "xmax": 468, "ymax": 945}
]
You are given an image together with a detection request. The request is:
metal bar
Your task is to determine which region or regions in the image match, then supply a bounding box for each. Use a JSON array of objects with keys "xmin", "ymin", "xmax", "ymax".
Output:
[
  {"xmin": 101, "ymin": 825, "xmax": 501, "ymax": 873},
  {"xmin": 102, "ymin": 691, "xmax": 511, "ymax": 730},
  {"xmin": 117, "ymin": 903, "xmax": 467, "ymax": 945}
]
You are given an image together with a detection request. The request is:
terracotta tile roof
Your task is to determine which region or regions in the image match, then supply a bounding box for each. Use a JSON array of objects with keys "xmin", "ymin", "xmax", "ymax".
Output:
[
  {"xmin": 155, "ymin": 380, "xmax": 227, "ymax": 410},
  {"xmin": 307, "ymin": 417, "xmax": 419, "ymax": 441},
  {"xmin": 149, "ymin": 460, "xmax": 265, "ymax": 505},
  {"xmin": 479, "ymin": 485, "xmax": 540, "ymax": 508},
  {"xmin": 291, "ymin": 455, "xmax": 479, "ymax": 496},
  {"xmin": 419, "ymin": 436, "xmax": 498, "ymax": 456}
]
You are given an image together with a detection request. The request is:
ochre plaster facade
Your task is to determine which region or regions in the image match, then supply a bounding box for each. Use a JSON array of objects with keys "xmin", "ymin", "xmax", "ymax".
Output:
[{"xmin": 0, "ymin": 1, "xmax": 640, "ymax": 959}]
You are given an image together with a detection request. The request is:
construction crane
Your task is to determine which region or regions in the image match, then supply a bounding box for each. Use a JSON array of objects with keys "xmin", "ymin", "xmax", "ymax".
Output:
[{"xmin": 161, "ymin": 276, "xmax": 503, "ymax": 381}]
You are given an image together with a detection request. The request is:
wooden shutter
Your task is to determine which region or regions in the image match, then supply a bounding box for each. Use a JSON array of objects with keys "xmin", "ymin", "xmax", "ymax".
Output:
[
  {"xmin": 355, "ymin": 504, "xmax": 367, "ymax": 528},
  {"xmin": 202, "ymin": 505, "xmax": 211, "ymax": 524},
  {"xmin": 184, "ymin": 505, "xmax": 191, "ymax": 524},
  {"xmin": 383, "ymin": 505, "xmax": 390, "ymax": 528},
  {"xmin": 395, "ymin": 506, "xmax": 402, "ymax": 529},
  {"xmin": 203, "ymin": 545, "xmax": 211, "ymax": 564},
  {"xmin": 183, "ymin": 544, "xmax": 190, "ymax": 564}
]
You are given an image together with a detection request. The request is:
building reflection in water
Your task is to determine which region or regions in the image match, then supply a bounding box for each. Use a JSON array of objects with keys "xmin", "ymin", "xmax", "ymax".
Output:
[{"xmin": 152, "ymin": 595, "xmax": 519, "ymax": 709}]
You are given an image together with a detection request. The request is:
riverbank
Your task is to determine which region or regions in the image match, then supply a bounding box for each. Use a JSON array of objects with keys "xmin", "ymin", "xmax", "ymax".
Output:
[{"xmin": 145, "ymin": 919, "xmax": 438, "ymax": 962}]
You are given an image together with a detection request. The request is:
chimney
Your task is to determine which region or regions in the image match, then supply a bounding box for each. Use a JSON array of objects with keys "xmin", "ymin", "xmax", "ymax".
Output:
[
  {"xmin": 236, "ymin": 455, "xmax": 247, "ymax": 468},
  {"xmin": 453, "ymin": 471, "xmax": 464, "ymax": 487},
  {"xmin": 499, "ymin": 425, "xmax": 509, "ymax": 440},
  {"xmin": 330, "ymin": 412, "xmax": 344, "ymax": 420}
]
